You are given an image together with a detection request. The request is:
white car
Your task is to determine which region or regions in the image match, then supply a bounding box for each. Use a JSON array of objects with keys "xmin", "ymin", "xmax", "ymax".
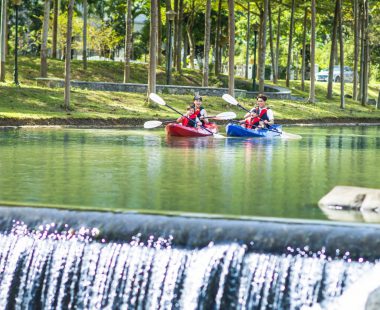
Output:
[{"xmin": 317, "ymin": 66, "xmax": 356, "ymax": 82}]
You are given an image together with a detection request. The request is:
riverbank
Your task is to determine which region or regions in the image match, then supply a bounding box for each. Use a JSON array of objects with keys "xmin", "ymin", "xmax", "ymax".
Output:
[
  {"xmin": 1, "ymin": 116, "xmax": 380, "ymax": 128},
  {"xmin": 1, "ymin": 57, "xmax": 379, "ymax": 127}
]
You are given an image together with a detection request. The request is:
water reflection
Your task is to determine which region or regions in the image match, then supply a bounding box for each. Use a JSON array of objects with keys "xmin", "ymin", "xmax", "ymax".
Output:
[
  {"xmin": 0, "ymin": 126, "xmax": 379, "ymax": 223},
  {"xmin": 320, "ymin": 206, "xmax": 380, "ymax": 223},
  {"xmin": 165, "ymin": 136, "xmax": 217, "ymax": 149}
]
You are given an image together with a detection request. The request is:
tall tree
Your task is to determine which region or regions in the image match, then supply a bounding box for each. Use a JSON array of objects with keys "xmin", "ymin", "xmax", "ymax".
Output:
[
  {"xmin": 301, "ymin": 6, "xmax": 308, "ymax": 91},
  {"xmin": 285, "ymin": 0, "xmax": 295, "ymax": 87},
  {"xmin": 0, "ymin": 0, "xmax": 7, "ymax": 81},
  {"xmin": 214, "ymin": 0, "xmax": 222, "ymax": 76},
  {"xmin": 52, "ymin": 0, "xmax": 59, "ymax": 59},
  {"xmin": 173, "ymin": 0, "xmax": 178, "ymax": 70},
  {"xmin": 352, "ymin": 0, "xmax": 359, "ymax": 101},
  {"xmin": 308, "ymin": 0, "xmax": 316, "ymax": 103},
  {"xmin": 186, "ymin": 0, "xmax": 195, "ymax": 69},
  {"xmin": 124, "ymin": 0, "xmax": 133, "ymax": 83},
  {"xmin": 327, "ymin": 0, "xmax": 339, "ymax": 99},
  {"xmin": 148, "ymin": 0, "xmax": 158, "ymax": 99},
  {"xmin": 175, "ymin": 0, "xmax": 183, "ymax": 72},
  {"xmin": 245, "ymin": 2, "xmax": 250, "ymax": 80},
  {"xmin": 268, "ymin": 2, "xmax": 277, "ymax": 84},
  {"xmin": 360, "ymin": 0, "xmax": 369, "ymax": 106},
  {"xmin": 202, "ymin": 0, "xmax": 211, "ymax": 87},
  {"xmin": 259, "ymin": 0, "xmax": 268, "ymax": 92},
  {"xmin": 82, "ymin": 0, "xmax": 88, "ymax": 70},
  {"xmin": 337, "ymin": 0, "xmax": 345, "ymax": 109},
  {"xmin": 40, "ymin": 0, "xmax": 51, "ymax": 77},
  {"xmin": 157, "ymin": 0, "xmax": 162, "ymax": 65},
  {"xmin": 64, "ymin": 0, "xmax": 75, "ymax": 110},
  {"xmin": 227, "ymin": 0, "xmax": 234, "ymax": 96},
  {"xmin": 275, "ymin": 1, "xmax": 281, "ymax": 84}
]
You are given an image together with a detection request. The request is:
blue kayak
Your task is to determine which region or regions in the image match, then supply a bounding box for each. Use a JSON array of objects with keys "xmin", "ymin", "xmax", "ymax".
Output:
[{"xmin": 226, "ymin": 123, "xmax": 282, "ymax": 138}]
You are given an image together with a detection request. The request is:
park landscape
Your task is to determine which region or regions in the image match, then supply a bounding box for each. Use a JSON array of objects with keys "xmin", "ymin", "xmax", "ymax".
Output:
[{"xmin": 0, "ymin": 0, "xmax": 380, "ymax": 309}]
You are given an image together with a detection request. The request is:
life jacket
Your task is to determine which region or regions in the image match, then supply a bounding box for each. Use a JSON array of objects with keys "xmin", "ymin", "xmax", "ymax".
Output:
[
  {"xmin": 182, "ymin": 113, "xmax": 198, "ymax": 127},
  {"xmin": 245, "ymin": 116, "xmax": 261, "ymax": 129},
  {"xmin": 194, "ymin": 106, "xmax": 206, "ymax": 125},
  {"xmin": 251, "ymin": 107, "xmax": 270, "ymax": 127},
  {"xmin": 252, "ymin": 107, "xmax": 268, "ymax": 119}
]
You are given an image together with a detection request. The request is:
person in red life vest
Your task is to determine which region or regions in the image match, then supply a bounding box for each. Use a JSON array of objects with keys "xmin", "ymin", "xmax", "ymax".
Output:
[
  {"xmin": 176, "ymin": 105, "xmax": 202, "ymax": 127},
  {"xmin": 192, "ymin": 95, "xmax": 209, "ymax": 125},
  {"xmin": 241, "ymin": 111, "xmax": 261, "ymax": 129},
  {"xmin": 243, "ymin": 94, "xmax": 274, "ymax": 128}
]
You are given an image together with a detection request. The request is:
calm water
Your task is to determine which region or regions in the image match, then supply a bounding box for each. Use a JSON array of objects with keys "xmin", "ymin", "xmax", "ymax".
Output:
[{"xmin": 0, "ymin": 126, "xmax": 379, "ymax": 222}]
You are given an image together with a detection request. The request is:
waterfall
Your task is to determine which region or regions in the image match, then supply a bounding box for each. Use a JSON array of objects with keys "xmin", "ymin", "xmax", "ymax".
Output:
[{"xmin": 0, "ymin": 206, "xmax": 379, "ymax": 309}]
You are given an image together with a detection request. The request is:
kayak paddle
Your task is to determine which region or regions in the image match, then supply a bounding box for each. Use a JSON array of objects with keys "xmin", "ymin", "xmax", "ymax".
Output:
[
  {"xmin": 222, "ymin": 94, "xmax": 302, "ymax": 140},
  {"xmin": 149, "ymin": 93, "xmax": 226, "ymax": 138},
  {"xmin": 144, "ymin": 111, "xmax": 237, "ymax": 129}
]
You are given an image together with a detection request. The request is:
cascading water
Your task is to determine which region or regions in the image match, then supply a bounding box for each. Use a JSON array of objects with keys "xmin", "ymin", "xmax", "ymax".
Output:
[{"xmin": 0, "ymin": 206, "xmax": 379, "ymax": 309}]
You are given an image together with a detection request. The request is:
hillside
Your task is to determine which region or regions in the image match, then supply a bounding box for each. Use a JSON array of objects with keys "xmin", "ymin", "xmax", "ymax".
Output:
[{"xmin": 0, "ymin": 56, "xmax": 379, "ymax": 126}]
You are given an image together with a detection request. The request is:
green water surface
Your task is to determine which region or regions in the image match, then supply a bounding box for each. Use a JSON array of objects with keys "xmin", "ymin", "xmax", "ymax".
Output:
[{"xmin": 0, "ymin": 126, "xmax": 379, "ymax": 222}]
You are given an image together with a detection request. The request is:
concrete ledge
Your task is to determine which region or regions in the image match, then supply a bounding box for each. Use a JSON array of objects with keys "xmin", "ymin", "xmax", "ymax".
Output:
[
  {"xmin": 35, "ymin": 78, "xmax": 247, "ymax": 98},
  {"xmin": 318, "ymin": 186, "xmax": 380, "ymax": 223},
  {"xmin": 247, "ymin": 84, "xmax": 291, "ymax": 100},
  {"xmin": 319, "ymin": 186, "xmax": 380, "ymax": 211}
]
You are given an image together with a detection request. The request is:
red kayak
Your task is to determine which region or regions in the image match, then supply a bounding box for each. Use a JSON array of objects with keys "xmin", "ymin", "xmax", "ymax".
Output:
[{"xmin": 165, "ymin": 123, "xmax": 219, "ymax": 137}]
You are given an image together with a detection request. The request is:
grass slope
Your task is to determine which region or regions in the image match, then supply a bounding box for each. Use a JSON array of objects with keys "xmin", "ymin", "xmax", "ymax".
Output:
[{"xmin": 0, "ymin": 56, "xmax": 379, "ymax": 124}]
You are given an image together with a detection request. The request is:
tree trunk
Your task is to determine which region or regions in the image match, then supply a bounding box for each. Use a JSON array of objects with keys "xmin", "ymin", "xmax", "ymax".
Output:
[
  {"xmin": 257, "ymin": 11, "xmax": 263, "ymax": 88},
  {"xmin": 173, "ymin": 0, "xmax": 178, "ymax": 70},
  {"xmin": 358, "ymin": 0, "xmax": 364, "ymax": 102},
  {"xmin": 268, "ymin": 2, "xmax": 277, "ymax": 84},
  {"xmin": 327, "ymin": 0, "xmax": 339, "ymax": 99},
  {"xmin": 227, "ymin": 0, "xmax": 235, "ymax": 96},
  {"xmin": 82, "ymin": 0, "xmax": 88, "ymax": 70},
  {"xmin": 202, "ymin": 0, "xmax": 211, "ymax": 87},
  {"xmin": 361, "ymin": 0, "xmax": 369, "ymax": 106},
  {"xmin": 308, "ymin": 0, "xmax": 316, "ymax": 104},
  {"xmin": 338, "ymin": 0, "xmax": 345, "ymax": 109},
  {"xmin": 40, "ymin": 0, "xmax": 50, "ymax": 77},
  {"xmin": 147, "ymin": 0, "xmax": 158, "ymax": 99},
  {"xmin": 157, "ymin": 0, "xmax": 162, "ymax": 66},
  {"xmin": 301, "ymin": 7, "xmax": 307, "ymax": 91},
  {"xmin": 124, "ymin": 0, "xmax": 133, "ymax": 83},
  {"xmin": 215, "ymin": 0, "xmax": 222, "ymax": 76},
  {"xmin": 64, "ymin": 0, "xmax": 75, "ymax": 110},
  {"xmin": 259, "ymin": 0, "xmax": 268, "ymax": 92},
  {"xmin": 52, "ymin": 0, "xmax": 58, "ymax": 59},
  {"xmin": 186, "ymin": 1, "xmax": 195, "ymax": 70},
  {"xmin": 245, "ymin": 2, "xmax": 250, "ymax": 80},
  {"xmin": 352, "ymin": 0, "xmax": 359, "ymax": 101},
  {"xmin": 165, "ymin": 0, "xmax": 172, "ymax": 77},
  {"xmin": 175, "ymin": 0, "xmax": 183, "ymax": 72},
  {"xmin": 0, "ymin": 0, "xmax": 7, "ymax": 82},
  {"xmin": 182, "ymin": 31, "xmax": 188, "ymax": 68},
  {"xmin": 285, "ymin": 0, "xmax": 295, "ymax": 87},
  {"xmin": 275, "ymin": 3, "xmax": 281, "ymax": 83}
]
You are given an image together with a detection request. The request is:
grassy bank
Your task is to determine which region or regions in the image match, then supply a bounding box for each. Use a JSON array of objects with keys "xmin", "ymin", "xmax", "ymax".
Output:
[{"xmin": 0, "ymin": 56, "xmax": 379, "ymax": 125}]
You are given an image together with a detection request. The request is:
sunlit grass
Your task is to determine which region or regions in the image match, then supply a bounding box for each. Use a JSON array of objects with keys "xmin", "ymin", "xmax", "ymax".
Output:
[{"xmin": 0, "ymin": 56, "xmax": 379, "ymax": 123}]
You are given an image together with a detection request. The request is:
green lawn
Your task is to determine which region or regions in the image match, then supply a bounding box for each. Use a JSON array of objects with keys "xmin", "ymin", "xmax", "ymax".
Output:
[{"xmin": 0, "ymin": 56, "xmax": 379, "ymax": 124}]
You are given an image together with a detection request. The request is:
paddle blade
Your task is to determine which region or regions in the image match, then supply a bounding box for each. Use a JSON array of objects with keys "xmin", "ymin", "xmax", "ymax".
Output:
[
  {"xmin": 149, "ymin": 93, "xmax": 166, "ymax": 106},
  {"xmin": 281, "ymin": 131, "xmax": 302, "ymax": 140},
  {"xmin": 144, "ymin": 120, "xmax": 163, "ymax": 129},
  {"xmin": 213, "ymin": 133, "xmax": 226, "ymax": 139},
  {"xmin": 213, "ymin": 111, "xmax": 237, "ymax": 120},
  {"xmin": 222, "ymin": 94, "xmax": 239, "ymax": 106}
]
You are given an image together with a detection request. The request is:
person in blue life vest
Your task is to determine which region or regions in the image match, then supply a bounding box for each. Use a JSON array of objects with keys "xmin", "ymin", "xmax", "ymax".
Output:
[
  {"xmin": 243, "ymin": 94, "xmax": 274, "ymax": 128},
  {"xmin": 192, "ymin": 95, "xmax": 209, "ymax": 125},
  {"xmin": 177, "ymin": 105, "xmax": 202, "ymax": 127}
]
